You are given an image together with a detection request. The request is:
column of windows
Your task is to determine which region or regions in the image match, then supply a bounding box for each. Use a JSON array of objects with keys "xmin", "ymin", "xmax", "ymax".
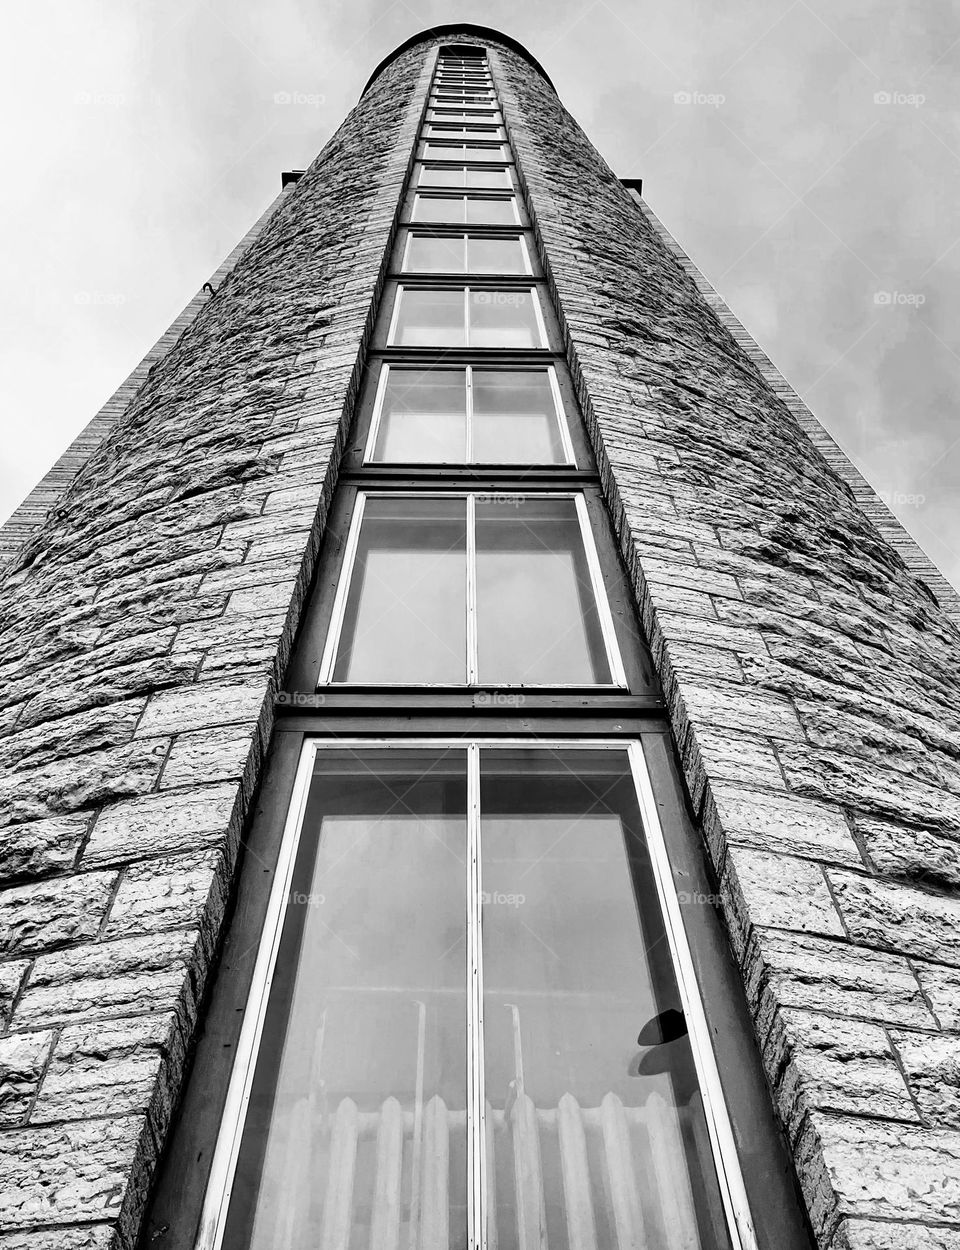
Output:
[{"xmin": 166, "ymin": 45, "xmax": 777, "ymax": 1250}]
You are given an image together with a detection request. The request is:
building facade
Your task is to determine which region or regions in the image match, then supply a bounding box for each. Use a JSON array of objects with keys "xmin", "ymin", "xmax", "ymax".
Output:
[{"xmin": 1, "ymin": 24, "xmax": 960, "ymax": 1250}]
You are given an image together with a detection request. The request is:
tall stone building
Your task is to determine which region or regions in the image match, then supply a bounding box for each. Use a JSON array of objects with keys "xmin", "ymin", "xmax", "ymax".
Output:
[{"xmin": 2, "ymin": 23, "xmax": 959, "ymax": 1250}]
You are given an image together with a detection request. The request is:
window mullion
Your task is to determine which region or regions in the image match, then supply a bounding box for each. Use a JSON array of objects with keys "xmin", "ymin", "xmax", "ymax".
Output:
[
  {"xmin": 465, "ymin": 365, "xmax": 474, "ymax": 463},
  {"xmin": 466, "ymin": 742, "xmax": 486, "ymax": 1250},
  {"xmin": 466, "ymin": 493, "xmax": 478, "ymax": 682}
]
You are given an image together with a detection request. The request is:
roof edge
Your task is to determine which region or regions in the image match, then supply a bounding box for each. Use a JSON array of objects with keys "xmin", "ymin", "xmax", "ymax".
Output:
[{"xmin": 361, "ymin": 24, "xmax": 555, "ymax": 96}]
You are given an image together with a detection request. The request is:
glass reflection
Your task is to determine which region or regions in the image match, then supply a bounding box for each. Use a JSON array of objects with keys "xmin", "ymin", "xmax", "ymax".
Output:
[
  {"xmin": 374, "ymin": 368, "xmax": 467, "ymax": 462},
  {"xmin": 333, "ymin": 498, "xmax": 467, "ymax": 683},
  {"xmin": 472, "ymin": 370, "xmax": 565, "ymax": 463},
  {"xmin": 393, "ymin": 288, "xmax": 465, "ymax": 347},
  {"xmin": 469, "ymin": 289, "xmax": 542, "ymax": 347},
  {"xmin": 475, "ymin": 498, "xmax": 610, "ymax": 684}
]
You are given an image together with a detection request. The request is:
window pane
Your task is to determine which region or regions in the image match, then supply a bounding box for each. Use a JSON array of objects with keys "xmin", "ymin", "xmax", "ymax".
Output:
[
  {"xmin": 475, "ymin": 498, "xmax": 610, "ymax": 683},
  {"xmin": 419, "ymin": 164, "xmax": 463, "ymax": 187},
  {"xmin": 423, "ymin": 142, "xmax": 464, "ymax": 161},
  {"xmin": 393, "ymin": 288, "xmax": 465, "ymax": 346},
  {"xmin": 466, "ymin": 236, "xmax": 527, "ymax": 274},
  {"xmin": 469, "ymin": 289, "xmax": 543, "ymax": 347},
  {"xmin": 462, "ymin": 144, "xmax": 503, "ymax": 162},
  {"xmin": 472, "ymin": 370, "xmax": 566, "ymax": 463},
  {"xmin": 223, "ymin": 749, "xmax": 469, "ymax": 1250},
  {"xmin": 404, "ymin": 234, "xmax": 466, "ymax": 273},
  {"xmin": 413, "ymin": 194, "xmax": 467, "ymax": 224},
  {"xmin": 465, "ymin": 197, "xmax": 517, "ymax": 225},
  {"xmin": 333, "ymin": 498, "xmax": 467, "ymax": 682},
  {"xmin": 479, "ymin": 748, "xmax": 734, "ymax": 1250},
  {"xmin": 373, "ymin": 368, "xmax": 467, "ymax": 462},
  {"xmin": 465, "ymin": 166, "xmax": 511, "ymax": 188}
]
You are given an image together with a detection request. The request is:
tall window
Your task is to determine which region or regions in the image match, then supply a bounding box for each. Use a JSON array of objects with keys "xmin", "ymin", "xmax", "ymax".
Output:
[{"xmin": 144, "ymin": 43, "xmax": 808, "ymax": 1250}]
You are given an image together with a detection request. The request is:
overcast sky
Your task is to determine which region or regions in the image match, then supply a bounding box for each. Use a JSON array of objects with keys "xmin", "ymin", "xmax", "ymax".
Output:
[{"xmin": 2, "ymin": 0, "xmax": 958, "ymax": 585}]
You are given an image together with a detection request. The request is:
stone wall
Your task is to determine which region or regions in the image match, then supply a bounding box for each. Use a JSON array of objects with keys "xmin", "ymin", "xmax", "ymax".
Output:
[
  {"xmin": 0, "ymin": 43, "xmax": 433, "ymax": 1249},
  {"xmin": 491, "ymin": 42, "xmax": 960, "ymax": 1250}
]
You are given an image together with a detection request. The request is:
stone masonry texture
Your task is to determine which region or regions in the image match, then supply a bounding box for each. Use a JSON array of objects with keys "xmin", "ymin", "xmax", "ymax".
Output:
[
  {"xmin": 0, "ymin": 41, "xmax": 432, "ymax": 1248},
  {"xmin": 1, "ymin": 24, "xmax": 960, "ymax": 1250},
  {"xmin": 489, "ymin": 36, "xmax": 960, "ymax": 1250}
]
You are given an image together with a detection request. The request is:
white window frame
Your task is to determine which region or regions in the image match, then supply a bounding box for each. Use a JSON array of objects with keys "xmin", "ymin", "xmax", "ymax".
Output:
[
  {"xmin": 192, "ymin": 737, "xmax": 760, "ymax": 1250},
  {"xmin": 424, "ymin": 123, "xmax": 506, "ymax": 141},
  {"xmin": 363, "ymin": 363, "xmax": 575, "ymax": 467},
  {"xmin": 421, "ymin": 141, "xmax": 509, "ymax": 164},
  {"xmin": 387, "ymin": 284, "xmax": 548, "ymax": 348},
  {"xmin": 411, "ymin": 194, "xmax": 521, "ymax": 227},
  {"xmin": 317, "ymin": 490, "xmax": 627, "ymax": 688},
  {"xmin": 416, "ymin": 163, "xmax": 513, "ymax": 190},
  {"xmin": 400, "ymin": 232, "xmax": 532, "ymax": 276}
]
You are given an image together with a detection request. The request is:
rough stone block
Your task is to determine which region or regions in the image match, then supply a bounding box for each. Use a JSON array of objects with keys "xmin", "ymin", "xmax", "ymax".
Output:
[
  {"xmin": 798, "ymin": 1113, "xmax": 960, "ymax": 1236},
  {"xmin": 12, "ymin": 930, "xmax": 202, "ymax": 1030},
  {"xmin": 33, "ymin": 1013, "xmax": 185, "ymax": 1138},
  {"xmin": 0, "ymin": 1117, "xmax": 152, "ymax": 1234},
  {"xmin": 832, "ymin": 1219, "xmax": 960, "ymax": 1249},
  {"xmin": 160, "ymin": 724, "xmax": 257, "ymax": 790},
  {"xmin": 0, "ymin": 815, "xmax": 88, "ymax": 883},
  {"xmin": 745, "ymin": 929, "xmax": 936, "ymax": 1033},
  {"xmin": 82, "ymin": 783, "xmax": 241, "ymax": 865},
  {"xmin": 105, "ymin": 849, "xmax": 228, "ymax": 942},
  {"xmin": 893, "ymin": 1031, "xmax": 960, "ymax": 1128},
  {"xmin": 723, "ymin": 848, "xmax": 844, "ymax": 957},
  {"xmin": 705, "ymin": 784, "xmax": 860, "ymax": 865},
  {"xmin": 0, "ymin": 1030, "xmax": 55, "ymax": 1126},
  {"xmin": 0, "ymin": 1227, "xmax": 118, "ymax": 1249},
  {"xmin": 0, "ymin": 871, "xmax": 117, "ymax": 957},
  {"xmin": 858, "ymin": 815, "xmax": 960, "ymax": 891},
  {"xmin": 766, "ymin": 1008, "xmax": 916, "ymax": 1140},
  {"xmin": 135, "ymin": 679, "xmax": 266, "ymax": 737},
  {"xmin": 914, "ymin": 963, "xmax": 960, "ymax": 1033},
  {"xmin": 828, "ymin": 870, "xmax": 960, "ymax": 966}
]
